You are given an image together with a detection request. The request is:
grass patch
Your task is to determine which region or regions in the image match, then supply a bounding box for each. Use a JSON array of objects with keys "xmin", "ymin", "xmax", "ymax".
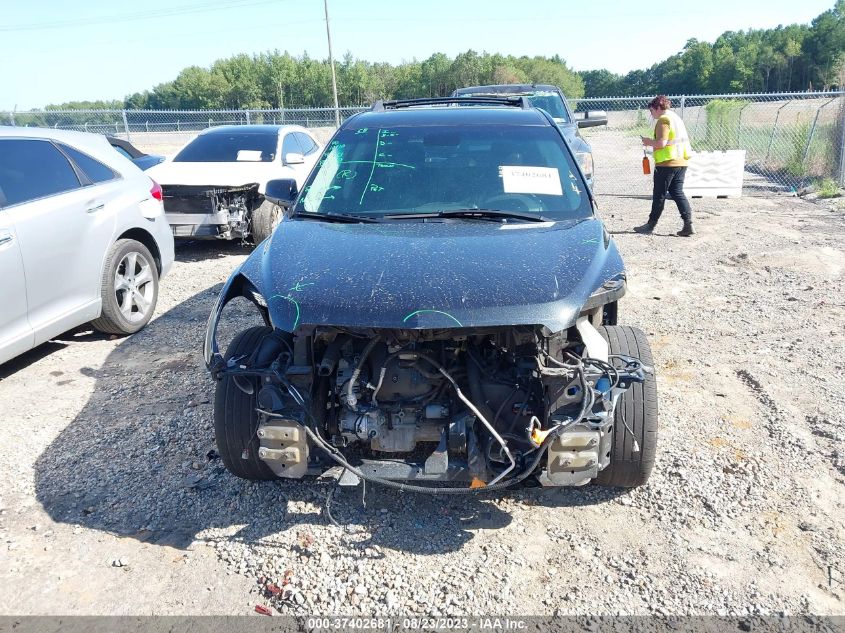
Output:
[
  {"xmin": 815, "ymin": 178, "xmax": 841, "ymax": 198},
  {"xmin": 696, "ymin": 99, "xmax": 751, "ymax": 151}
]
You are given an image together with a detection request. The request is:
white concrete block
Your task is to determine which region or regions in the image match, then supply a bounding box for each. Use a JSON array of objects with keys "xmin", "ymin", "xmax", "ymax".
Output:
[{"xmin": 684, "ymin": 150, "xmax": 746, "ymax": 198}]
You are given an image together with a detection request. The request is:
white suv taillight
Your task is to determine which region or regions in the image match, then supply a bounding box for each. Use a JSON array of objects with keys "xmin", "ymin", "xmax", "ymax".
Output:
[{"xmin": 150, "ymin": 179, "xmax": 163, "ymax": 201}]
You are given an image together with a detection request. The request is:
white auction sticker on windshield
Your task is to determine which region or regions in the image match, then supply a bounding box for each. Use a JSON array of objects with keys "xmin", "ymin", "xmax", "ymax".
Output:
[
  {"xmin": 236, "ymin": 150, "xmax": 263, "ymax": 161},
  {"xmin": 500, "ymin": 166, "xmax": 562, "ymax": 195}
]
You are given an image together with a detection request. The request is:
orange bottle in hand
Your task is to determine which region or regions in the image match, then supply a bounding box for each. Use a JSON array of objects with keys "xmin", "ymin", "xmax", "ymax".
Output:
[{"xmin": 642, "ymin": 150, "xmax": 651, "ymax": 175}]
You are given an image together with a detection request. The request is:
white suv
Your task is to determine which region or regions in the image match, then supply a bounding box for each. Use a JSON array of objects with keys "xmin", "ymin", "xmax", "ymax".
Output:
[{"xmin": 0, "ymin": 126, "xmax": 175, "ymax": 365}]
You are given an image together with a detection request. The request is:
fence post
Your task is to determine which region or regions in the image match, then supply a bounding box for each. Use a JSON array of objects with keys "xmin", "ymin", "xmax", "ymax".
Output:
[
  {"xmin": 121, "ymin": 110, "xmax": 131, "ymax": 142},
  {"xmin": 802, "ymin": 97, "xmax": 836, "ymax": 170},
  {"xmin": 736, "ymin": 102, "xmax": 751, "ymax": 150},
  {"xmin": 246, "ymin": 110, "xmax": 251, "ymax": 125},
  {"xmin": 764, "ymin": 101, "xmax": 789, "ymax": 166},
  {"xmin": 680, "ymin": 95, "xmax": 686, "ymax": 120},
  {"xmin": 693, "ymin": 100, "xmax": 705, "ymax": 139},
  {"xmin": 9, "ymin": 111, "xmax": 15, "ymax": 126},
  {"xmin": 838, "ymin": 98, "xmax": 845, "ymax": 186},
  {"xmin": 177, "ymin": 120, "xmax": 180, "ymax": 132},
  {"xmin": 146, "ymin": 121, "xmax": 149, "ymax": 132}
]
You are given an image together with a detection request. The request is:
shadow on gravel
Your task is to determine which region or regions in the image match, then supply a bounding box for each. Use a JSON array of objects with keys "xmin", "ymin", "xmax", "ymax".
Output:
[
  {"xmin": 0, "ymin": 326, "xmax": 114, "ymax": 380},
  {"xmin": 607, "ymin": 230, "xmax": 681, "ymax": 238},
  {"xmin": 0, "ymin": 341, "xmax": 69, "ymax": 380},
  {"xmin": 2, "ymin": 242, "xmax": 241, "ymax": 381},
  {"xmin": 33, "ymin": 284, "xmax": 622, "ymax": 556},
  {"xmin": 174, "ymin": 239, "xmax": 251, "ymax": 263}
]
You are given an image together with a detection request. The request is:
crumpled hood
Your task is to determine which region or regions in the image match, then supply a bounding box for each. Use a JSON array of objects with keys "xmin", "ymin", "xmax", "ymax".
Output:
[
  {"xmin": 146, "ymin": 161, "xmax": 294, "ymax": 193},
  {"xmin": 238, "ymin": 217, "xmax": 624, "ymax": 333}
]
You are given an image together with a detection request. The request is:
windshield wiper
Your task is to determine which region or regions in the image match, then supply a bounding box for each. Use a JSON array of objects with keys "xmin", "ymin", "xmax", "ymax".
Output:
[
  {"xmin": 382, "ymin": 209, "xmax": 552, "ymax": 222},
  {"xmin": 292, "ymin": 211, "xmax": 381, "ymax": 224}
]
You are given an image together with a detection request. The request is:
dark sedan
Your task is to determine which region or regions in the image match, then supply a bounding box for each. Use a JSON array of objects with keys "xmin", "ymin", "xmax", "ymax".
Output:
[{"xmin": 106, "ymin": 136, "xmax": 164, "ymax": 171}]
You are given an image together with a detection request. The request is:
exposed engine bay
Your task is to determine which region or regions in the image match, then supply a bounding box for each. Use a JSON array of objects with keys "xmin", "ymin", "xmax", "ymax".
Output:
[
  {"xmin": 161, "ymin": 183, "xmax": 261, "ymax": 240},
  {"xmin": 218, "ymin": 318, "xmax": 650, "ymax": 491}
]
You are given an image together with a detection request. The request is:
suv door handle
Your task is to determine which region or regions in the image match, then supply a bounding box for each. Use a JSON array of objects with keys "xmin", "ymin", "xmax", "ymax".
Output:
[
  {"xmin": 0, "ymin": 231, "xmax": 13, "ymax": 246},
  {"xmin": 86, "ymin": 202, "xmax": 105, "ymax": 214}
]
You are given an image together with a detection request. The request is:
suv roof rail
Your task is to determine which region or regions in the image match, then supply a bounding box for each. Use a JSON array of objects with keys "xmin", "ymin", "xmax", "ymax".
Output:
[{"xmin": 370, "ymin": 96, "xmax": 531, "ymax": 111}]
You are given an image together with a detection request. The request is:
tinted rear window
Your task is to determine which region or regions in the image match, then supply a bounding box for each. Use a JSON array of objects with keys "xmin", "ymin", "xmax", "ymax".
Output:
[
  {"xmin": 173, "ymin": 132, "xmax": 278, "ymax": 162},
  {"xmin": 112, "ymin": 145, "xmax": 133, "ymax": 159},
  {"xmin": 59, "ymin": 144, "xmax": 119, "ymax": 184},
  {"xmin": 0, "ymin": 139, "xmax": 81, "ymax": 206}
]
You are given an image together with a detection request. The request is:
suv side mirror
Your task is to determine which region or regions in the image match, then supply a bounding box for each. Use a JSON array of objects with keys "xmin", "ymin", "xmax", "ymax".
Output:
[
  {"xmin": 576, "ymin": 110, "xmax": 608, "ymax": 128},
  {"xmin": 264, "ymin": 179, "xmax": 298, "ymax": 207},
  {"xmin": 284, "ymin": 152, "xmax": 305, "ymax": 165}
]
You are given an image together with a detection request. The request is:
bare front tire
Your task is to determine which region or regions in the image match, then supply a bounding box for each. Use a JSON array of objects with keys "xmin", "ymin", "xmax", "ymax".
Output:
[
  {"xmin": 214, "ymin": 326, "xmax": 279, "ymax": 481},
  {"xmin": 90, "ymin": 239, "xmax": 159, "ymax": 335},
  {"xmin": 251, "ymin": 200, "xmax": 282, "ymax": 244},
  {"xmin": 594, "ymin": 325, "xmax": 658, "ymax": 488}
]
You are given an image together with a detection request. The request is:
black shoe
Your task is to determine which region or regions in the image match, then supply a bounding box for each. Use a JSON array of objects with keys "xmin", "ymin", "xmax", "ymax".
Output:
[
  {"xmin": 677, "ymin": 222, "xmax": 695, "ymax": 237},
  {"xmin": 634, "ymin": 222, "xmax": 656, "ymax": 234}
]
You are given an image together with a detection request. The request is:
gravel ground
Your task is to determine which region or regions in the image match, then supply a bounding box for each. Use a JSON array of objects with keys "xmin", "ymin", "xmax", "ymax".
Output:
[{"xmin": 0, "ymin": 192, "xmax": 843, "ymax": 616}]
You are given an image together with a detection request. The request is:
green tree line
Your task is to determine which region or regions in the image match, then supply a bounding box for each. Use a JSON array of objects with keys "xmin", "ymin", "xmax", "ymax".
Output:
[
  {"xmin": 54, "ymin": 52, "xmax": 584, "ymax": 111},
  {"xmin": 582, "ymin": 0, "xmax": 844, "ymax": 96},
  {"xmin": 40, "ymin": 1, "xmax": 843, "ymax": 111}
]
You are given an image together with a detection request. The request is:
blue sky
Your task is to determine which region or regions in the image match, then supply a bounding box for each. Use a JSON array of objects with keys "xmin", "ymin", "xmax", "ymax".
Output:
[{"xmin": 0, "ymin": 0, "xmax": 836, "ymax": 110}]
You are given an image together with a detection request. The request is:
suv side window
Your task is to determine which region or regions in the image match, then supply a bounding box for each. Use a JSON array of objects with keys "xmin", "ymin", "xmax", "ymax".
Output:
[
  {"xmin": 58, "ymin": 144, "xmax": 119, "ymax": 184},
  {"xmin": 295, "ymin": 132, "xmax": 317, "ymax": 156},
  {"xmin": 281, "ymin": 134, "xmax": 304, "ymax": 160},
  {"xmin": 0, "ymin": 139, "xmax": 82, "ymax": 207}
]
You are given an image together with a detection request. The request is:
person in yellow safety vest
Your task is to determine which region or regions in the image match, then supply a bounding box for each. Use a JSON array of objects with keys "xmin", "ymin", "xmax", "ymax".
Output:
[{"xmin": 635, "ymin": 95, "xmax": 695, "ymax": 237}]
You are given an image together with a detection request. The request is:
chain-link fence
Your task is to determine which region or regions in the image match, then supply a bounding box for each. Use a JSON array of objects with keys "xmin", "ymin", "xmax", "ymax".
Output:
[
  {"xmin": 3, "ymin": 92, "xmax": 844, "ymax": 196},
  {"xmin": 570, "ymin": 92, "xmax": 845, "ymax": 197},
  {"xmin": 1, "ymin": 107, "xmax": 367, "ymax": 156}
]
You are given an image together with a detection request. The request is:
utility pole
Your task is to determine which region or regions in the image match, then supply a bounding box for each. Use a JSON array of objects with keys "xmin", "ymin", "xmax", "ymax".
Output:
[
  {"xmin": 323, "ymin": 0, "xmax": 340, "ymax": 126},
  {"xmin": 278, "ymin": 79, "xmax": 285, "ymax": 124}
]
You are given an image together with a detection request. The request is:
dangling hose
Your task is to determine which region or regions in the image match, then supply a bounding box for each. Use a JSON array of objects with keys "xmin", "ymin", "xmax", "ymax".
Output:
[
  {"xmin": 277, "ymin": 372, "xmax": 543, "ymax": 495},
  {"xmin": 346, "ymin": 336, "xmax": 381, "ymax": 410}
]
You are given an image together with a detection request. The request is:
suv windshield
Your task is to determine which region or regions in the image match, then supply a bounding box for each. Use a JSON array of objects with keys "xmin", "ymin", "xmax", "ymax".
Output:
[
  {"xmin": 456, "ymin": 90, "xmax": 570, "ymax": 122},
  {"xmin": 294, "ymin": 123, "xmax": 590, "ymax": 221},
  {"xmin": 173, "ymin": 132, "xmax": 277, "ymax": 162}
]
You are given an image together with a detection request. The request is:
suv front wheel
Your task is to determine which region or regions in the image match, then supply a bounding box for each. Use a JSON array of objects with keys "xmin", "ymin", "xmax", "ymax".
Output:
[{"xmin": 594, "ymin": 325, "xmax": 658, "ymax": 488}]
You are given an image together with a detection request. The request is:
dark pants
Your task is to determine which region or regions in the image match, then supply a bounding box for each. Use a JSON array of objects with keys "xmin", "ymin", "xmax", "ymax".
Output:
[{"xmin": 650, "ymin": 166, "xmax": 692, "ymax": 223}]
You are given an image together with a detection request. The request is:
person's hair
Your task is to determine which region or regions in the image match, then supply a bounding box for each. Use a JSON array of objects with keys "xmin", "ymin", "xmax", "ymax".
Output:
[{"xmin": 648, "ymin": 95, "xmax": 671, "ymax": 111}]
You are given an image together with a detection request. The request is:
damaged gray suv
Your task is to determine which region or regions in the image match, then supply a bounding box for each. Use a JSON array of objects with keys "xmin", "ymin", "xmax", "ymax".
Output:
[{"xmin": 204, "ymin": 96, "xmax": 657, "ymax": 493}]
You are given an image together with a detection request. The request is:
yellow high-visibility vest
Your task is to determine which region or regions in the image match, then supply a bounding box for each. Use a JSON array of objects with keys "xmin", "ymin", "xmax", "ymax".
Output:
[{"xmin": 653, "ymin": 111, "xmax": 692, "ymax": 164}]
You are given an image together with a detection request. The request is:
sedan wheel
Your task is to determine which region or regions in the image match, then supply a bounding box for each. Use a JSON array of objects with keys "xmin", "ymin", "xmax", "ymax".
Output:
[{"xmin": 251, "ymin": 200, "xmax": 283, "ymax": 244}]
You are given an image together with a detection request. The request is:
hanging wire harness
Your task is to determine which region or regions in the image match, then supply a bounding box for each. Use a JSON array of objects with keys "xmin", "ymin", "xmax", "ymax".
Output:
[{"xmin": 215, "ymin": 327, "xmax": 651, "ymax": 495}]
